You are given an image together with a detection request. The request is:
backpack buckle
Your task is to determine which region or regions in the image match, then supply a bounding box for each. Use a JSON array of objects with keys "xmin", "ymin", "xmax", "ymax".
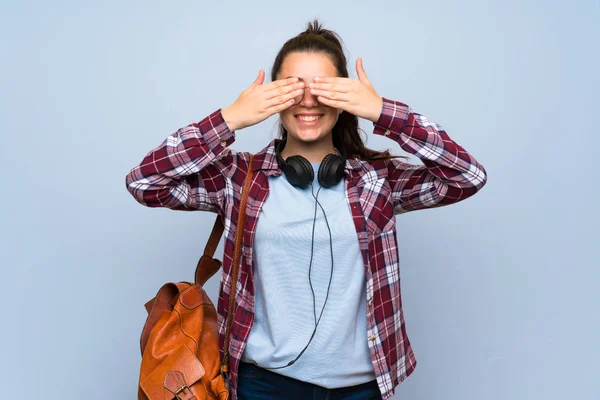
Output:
[{"xmin": 174, "ymin": 385, "xmax": 193, "ymax": 400}]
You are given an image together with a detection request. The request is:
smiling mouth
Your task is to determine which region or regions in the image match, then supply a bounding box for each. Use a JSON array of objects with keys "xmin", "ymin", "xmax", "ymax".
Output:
[{"xmin": 296, "ymin": 115, "xmax": 323, "ymax": 122}]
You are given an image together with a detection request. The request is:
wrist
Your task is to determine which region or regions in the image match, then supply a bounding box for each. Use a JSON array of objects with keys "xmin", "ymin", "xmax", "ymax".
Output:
[
  {"xmin": 221, "ymin": 106, "xmax": 241, "ymax": 132},
  {"xmin": 368, "ymin": 96, "xmax": 384, "ymax": 123}
]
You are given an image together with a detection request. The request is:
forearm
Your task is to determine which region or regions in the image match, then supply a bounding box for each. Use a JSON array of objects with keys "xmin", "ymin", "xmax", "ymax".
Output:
[
  {"xmin": 373, "ymin": 98, "xmax": 487, "ymax": 191},
  {"xmin": 125, "ymin": 109, "xmax": 235, "ymax": 209}
]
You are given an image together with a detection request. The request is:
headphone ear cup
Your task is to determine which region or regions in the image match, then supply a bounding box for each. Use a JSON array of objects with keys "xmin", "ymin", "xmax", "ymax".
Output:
[
  {"xmin": 284, "ymin": 155, "xmax": 314, "ymax": 188},
  {"xmin": 318, "ymin": 154, "xmax": 345, "ymax": 188}
]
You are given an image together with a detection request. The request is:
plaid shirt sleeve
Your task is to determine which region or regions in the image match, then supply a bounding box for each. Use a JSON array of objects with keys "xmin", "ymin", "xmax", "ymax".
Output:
[
  {"xmin": 373, "ymin": 98, "xmax": 488, "ymax": 214},
  {"xmin": 125, "ymin": 110, "xmax": 236, "ymax": 214}
]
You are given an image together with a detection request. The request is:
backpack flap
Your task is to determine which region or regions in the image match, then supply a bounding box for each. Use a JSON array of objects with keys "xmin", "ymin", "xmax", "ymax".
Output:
[{"xmin": 140, "ymin": 345, "xmax": 206, "ymax": 400}]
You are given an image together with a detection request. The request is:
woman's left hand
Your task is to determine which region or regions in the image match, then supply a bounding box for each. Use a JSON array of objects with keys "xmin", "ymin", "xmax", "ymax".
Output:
[{"xmin": 308, "ymin": 57, "xmax": 383, "ymax": 123}]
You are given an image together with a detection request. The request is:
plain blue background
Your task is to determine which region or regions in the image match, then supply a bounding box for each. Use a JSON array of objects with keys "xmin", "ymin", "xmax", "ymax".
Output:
[{"xmin": 1, "ymin": 1, "xmax": 598, "ymax": 399}]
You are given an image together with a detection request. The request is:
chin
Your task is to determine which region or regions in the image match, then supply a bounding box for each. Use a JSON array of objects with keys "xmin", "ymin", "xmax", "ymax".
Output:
[{"xmin": 291, "ymin": 128, "xmax": 329, "ymax": 143}]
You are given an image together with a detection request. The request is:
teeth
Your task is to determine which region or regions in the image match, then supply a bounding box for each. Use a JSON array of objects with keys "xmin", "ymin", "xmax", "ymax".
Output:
[{"xmin": 298, "ymin": 115, "xmax": 321, "ymax": 122}]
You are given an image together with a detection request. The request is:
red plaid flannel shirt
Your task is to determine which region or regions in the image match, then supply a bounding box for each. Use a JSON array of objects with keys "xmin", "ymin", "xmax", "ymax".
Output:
[{"xmin": 126, "ymin": 98, "xmax": 487, "ymax": 399}]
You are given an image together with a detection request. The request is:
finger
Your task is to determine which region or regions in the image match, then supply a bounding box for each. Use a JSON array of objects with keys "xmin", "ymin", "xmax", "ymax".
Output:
[
  {"xmin": 252, "ymin": 70, "xmax": 265, "ymax": 86},
  {"xmin": 265, "ymin": 81, "xmax": 305, "ymax": 102},
  {"xmin": 266, "ymin": 97, "xmax": 297, "ymax": 114},
  {"xmin": 265, "ymin": 87, "xmax": 305, "ymax": 108},
  {"xmin": 313, "ymin": 76, "xmax": 353, "ymax": 84},
  {"xmin": 356, "ymin": 58, "xmax": 371, "ymax": 83},
  {"xmin": 264, "ymin": 77, "xmax": 301, "ymax": 93},
  {"xmin": 308, "ymin": 82, "xmax": 352, "ymax": 92},
  {"xmin": 315, "ymin": 96, "xmax": 347, "ymax": 109},
  {"xmin": 263, "ymin": 78, "xmax": 303, "ymax": 99},
  {"xmin": 309, "ymin": 88, "xmax": 351, "ymax": 102}
]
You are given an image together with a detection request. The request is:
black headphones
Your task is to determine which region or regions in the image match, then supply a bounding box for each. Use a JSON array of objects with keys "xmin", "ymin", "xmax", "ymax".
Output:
[{"xmin": 275, "ymin": 139, "xmax": 346, "ymax": 189}]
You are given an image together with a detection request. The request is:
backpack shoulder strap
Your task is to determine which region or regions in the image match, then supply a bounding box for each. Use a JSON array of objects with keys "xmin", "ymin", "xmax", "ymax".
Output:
[
  {"xmin": 194, "ymin": 216, "xmax": 225, "ymax": 286},
  {"xmin": 194, "ymin": 154, "xmax": 255, "ymax": 286},
  {"xmin": 221, "ymin": 154, "xmax": 254, "ymax": 373}
]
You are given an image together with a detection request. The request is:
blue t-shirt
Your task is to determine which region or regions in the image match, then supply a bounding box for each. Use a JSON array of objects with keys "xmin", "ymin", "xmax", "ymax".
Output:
[{"xmin": 241, "ymin": 161, "xmax": 376, "ymax": 388}]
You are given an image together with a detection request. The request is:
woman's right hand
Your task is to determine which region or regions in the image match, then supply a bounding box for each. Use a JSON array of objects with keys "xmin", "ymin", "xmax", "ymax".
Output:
[{"xmin": 221, "ymin": 70, "xmax": 305, "ymax": 131}]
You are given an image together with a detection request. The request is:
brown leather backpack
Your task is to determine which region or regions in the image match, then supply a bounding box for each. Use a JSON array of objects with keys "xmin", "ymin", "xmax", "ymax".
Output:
[{"xmin": 137, "ymin": 155, "xmax": 254, "ymax": 400}]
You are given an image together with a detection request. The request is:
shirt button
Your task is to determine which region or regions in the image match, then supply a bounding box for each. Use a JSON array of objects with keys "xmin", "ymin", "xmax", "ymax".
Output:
[
  {"xmin": 368, "ymin": 299, "xmax": 373, "ymax": 307},
  {"xmin": 384, "ymin": 129, "xmax": 391, "ymax": 136},
  {"xmin": 369, "ymin": 335, "xmax": 377, "ymax": 342},
  {"xmin": 220, "ymin": 140, "xmax": 227, "ymax": 147}
]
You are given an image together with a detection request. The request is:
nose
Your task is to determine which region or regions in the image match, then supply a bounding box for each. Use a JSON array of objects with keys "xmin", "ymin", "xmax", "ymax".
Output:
[{"xmin": 300, "ymin": 87, "xmax": 319, "ymax": 106}]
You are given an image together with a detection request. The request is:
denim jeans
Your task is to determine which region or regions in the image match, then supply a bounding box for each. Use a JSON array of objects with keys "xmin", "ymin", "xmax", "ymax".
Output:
[{"xmin": 237, "ymin": 361, "xmax": 382, "ymax": 400}]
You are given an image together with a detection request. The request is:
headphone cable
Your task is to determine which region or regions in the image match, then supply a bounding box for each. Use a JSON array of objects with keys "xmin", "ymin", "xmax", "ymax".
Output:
[{"xmin": 266, "ymin": 183, "xmax": 334, "ymax": 369}]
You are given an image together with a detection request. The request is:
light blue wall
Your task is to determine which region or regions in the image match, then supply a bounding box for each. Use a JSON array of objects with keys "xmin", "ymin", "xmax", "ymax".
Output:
[{"xmin": 1, "ymin": 1, "xmax": 598, "ymax": 399}]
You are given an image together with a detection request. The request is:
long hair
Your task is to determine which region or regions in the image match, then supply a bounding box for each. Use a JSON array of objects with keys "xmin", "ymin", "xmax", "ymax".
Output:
[{"xmin": 271, "ymin": 20, "xmax": 406, "ymax": 162}]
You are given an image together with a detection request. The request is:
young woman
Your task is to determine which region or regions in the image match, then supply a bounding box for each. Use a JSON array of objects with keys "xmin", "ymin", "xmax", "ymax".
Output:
[{"xmin": 126, "ymin": 20, "xmax": 487, "ymax": 400}]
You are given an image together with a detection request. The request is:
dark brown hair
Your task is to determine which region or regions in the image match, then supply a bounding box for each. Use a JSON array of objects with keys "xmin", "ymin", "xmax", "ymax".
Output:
[{"xmin": 271, "ymin": 19, "xmax": 405, "ymax": 162}]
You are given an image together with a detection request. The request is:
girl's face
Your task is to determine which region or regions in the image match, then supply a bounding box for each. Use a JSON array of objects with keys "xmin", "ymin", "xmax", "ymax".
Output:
[{"xmin": 277, "ymin": 52, "xmax": 341, "ymax": 144}]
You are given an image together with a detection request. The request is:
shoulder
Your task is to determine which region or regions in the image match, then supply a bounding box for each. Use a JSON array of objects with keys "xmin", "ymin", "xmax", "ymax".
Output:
[
  {"xmin": 349, "ymin": 157, "xmax": 392, "ymax": 181},
  {"xmin": 219, "ymin": 149, "xmax": 252, "ymax": 182}
]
